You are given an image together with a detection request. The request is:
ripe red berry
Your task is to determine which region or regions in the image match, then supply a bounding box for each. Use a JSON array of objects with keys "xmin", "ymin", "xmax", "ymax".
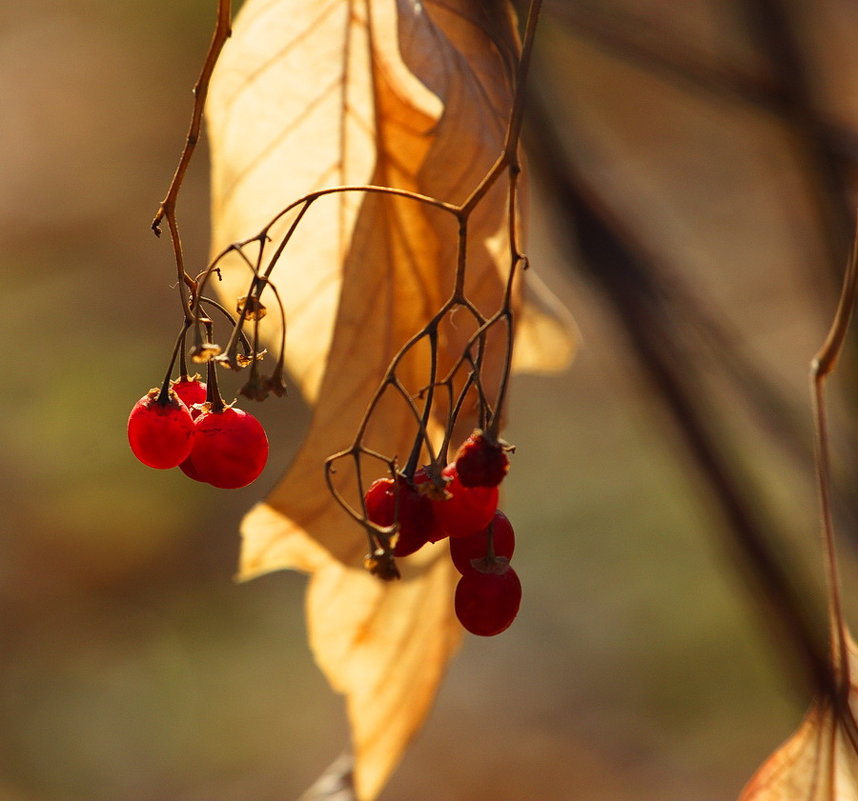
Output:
[
  {"xmin": 178, "ymin": 455, "xmax": 205, "ymax": 482},
  {"xmin": 128, "ymin": 388, "xmax": 195, "ymax": 469},
  {"xmin": 454, "ymin": 430, "xmax": 509, "ymax": 488},
  {"xmin": 171, "ymin": 376, "xmax": 207, "ymax": 418},
  {"xmin": 186, "ymin": 406, "xmax": 269, "ymax": 489},
  {"xmin": 432, "ymin": 464, "xmax": 498, "ymax": 538},
  {"xmin": 171, "ymin": 378, "xmax": 208, "ymax": 480},
  {"xmin": 450, "ymin": 510, "xmax": 515, "ymax": 574},
  {"xmin": 454, "ymin": 561, "xmax": 521, "ymax": 636},
  {"xmin": 364, "ymin": 473, "xmax": 437, "ymax": 556}
]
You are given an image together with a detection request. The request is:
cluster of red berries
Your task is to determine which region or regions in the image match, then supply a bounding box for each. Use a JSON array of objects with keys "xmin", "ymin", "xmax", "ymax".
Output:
[
  {"xmin": 128, "ymin": 375, "xmax": 269, "ymax": 489},
  {"xmin": 364, "ymin": 431, "xmax": 520, "ymax": 636}
]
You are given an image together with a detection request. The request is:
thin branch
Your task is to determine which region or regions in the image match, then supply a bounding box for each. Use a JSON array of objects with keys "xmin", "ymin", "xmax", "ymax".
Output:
[
  {"xmin": 740, "ymin": 0, "xmax": 854, "ymax": 276},
  {"xmin": 542, "ymin": 0, "xmax": 858, "ymax": 168},
  {"xmin": 542, "ymin": 1, "xmax": 776, "ymax": 110},
  {"xmin": 810, "ymin": 212, "xmax": 858, "ymax": 692},
  {"xmin": 543, "ymin": 0, "xmax": 856, "ymax": 280},
  {"xmin": 151, "ymin": 0, "xmax": 233, "ymax": 299}
]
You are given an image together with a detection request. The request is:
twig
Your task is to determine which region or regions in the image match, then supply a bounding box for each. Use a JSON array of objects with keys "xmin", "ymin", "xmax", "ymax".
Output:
[
  {"xmin": 810, "ymin": 212, "xmax": 858, "ymax": 694},
  {"xmin": 151, "ymin": 0, "xmax": 233, "ymax": 304}
]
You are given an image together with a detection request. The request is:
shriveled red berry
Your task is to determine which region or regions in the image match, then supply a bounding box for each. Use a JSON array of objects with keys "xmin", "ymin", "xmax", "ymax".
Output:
[
  {"xmin": 186, "ymin": 406, "xmax": 268, "ymax": 489},
  {"xmin": 171, "ymin": 376, "xmax": 207, "ymax": 418},
  {"xmin": 454, "ymin": 561, "xmax": 521, "ymax": 636},
  {"xmin": 411, "ymin": 467, "xmax": 448, "ymax": 543},
  {"xmin": 364, "ymin": 473, "xmax": 437, "ymax": 556},
  {"xmin": 128, "ymin": 388, "xmax": 195, "ymax": 469},
  {"xmin": 432, "ymin": 464, "xmax": 498, "ymax": 538},
  {"xmin": 454, "ymin": 430, "xmax": 509, "ymax": 488},
  {"xmin": 450, "ymin": 510, "xmax": 515, "ymax": 575}
]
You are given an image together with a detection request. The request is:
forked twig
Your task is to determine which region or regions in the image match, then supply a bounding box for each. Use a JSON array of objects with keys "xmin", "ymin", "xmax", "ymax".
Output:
[{"xmin": 316, "ymin": 1, "xmax": 542, "ymax": 569}]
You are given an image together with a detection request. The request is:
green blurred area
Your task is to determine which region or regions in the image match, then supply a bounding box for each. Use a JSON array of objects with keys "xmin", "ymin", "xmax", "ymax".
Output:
[{"xmin": 3, "ymin": 0, "xmax": 858, "ymax": 799}]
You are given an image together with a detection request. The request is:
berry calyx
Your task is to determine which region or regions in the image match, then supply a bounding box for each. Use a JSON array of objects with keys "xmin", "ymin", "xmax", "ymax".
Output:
[
  {"xmin": 186, "ymin": 406, "xmax": 269, "ymax": 489},
  {"xmin": 454, "ymin": 560, "xmax": 521, "ymax": 636},
  {"xmin": 450, "ymin": 510, "xmax": 515, "ymax": 574},
  {"xmin": 171, "ymin": 375, "xmax": 207, "ymax": 418},
  {"xmin": 432, "ymin": 464, "xmax": 498, "ymax": 538},
  {"xmin": 128, "ymin": 388, "xmax": 195, "ymax": 469},
  {"xmin": 454, "ymin": 430, "xmax": 510, "ymax": 488},
  {"xmin": 364, "ymin": 473, "xmax": 438, "ymax": 556}
]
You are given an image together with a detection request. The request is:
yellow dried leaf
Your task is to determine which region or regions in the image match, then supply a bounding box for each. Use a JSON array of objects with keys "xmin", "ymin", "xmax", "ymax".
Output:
[
  {"xmin": 207, "ymin": 0, "xmax": 573, "ymax": 407},
  {"xmin": 738, "ymin": 639, "xmax": 858, "ymax": 801},
  {"xmin": 307, "ymin": 547, "xmax": 461, "ymax": 800},
  {"xmin": 206, "ymin": 0, "xmax": 575, "ymax": 798}
]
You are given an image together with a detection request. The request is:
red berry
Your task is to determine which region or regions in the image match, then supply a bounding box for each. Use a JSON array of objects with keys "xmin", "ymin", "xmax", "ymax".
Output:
[
  {"xmin": 450, "ymin": 510, "xmax": 515, "ymax": 574},
  {"xmin": 454, "ymin": 430, "xmax": 509, "ymax": 488},
  {"xmin": 364, "ymin": 474, "xmax": 437, "ymax": 556},
  {"xmin": 178, "ymin": 455, "xmax": 205, "ymax": 482},
  {"xmin": 454, "ymin": 562, "xmax": 521, "ymax": 636},
  {"xmin": 186, "ymin": 406, "xmax": 268, "ymax": 489},
  {"xmin": 432, "ymin": 464, "xmax": 498, "ymax": 538},
  {"xmin": 411, "ymin": 467, "xmax": 448, "ymax": 543},
  {"xmin": 171, "ymin": 376, "xmax": 207, "ymax": 418},
  {"xmin": 128, "ymin": 388, "xmax": 195, "ymax": 469}
]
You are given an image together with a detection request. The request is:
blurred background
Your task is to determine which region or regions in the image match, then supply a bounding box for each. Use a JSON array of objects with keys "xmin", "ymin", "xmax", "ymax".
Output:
[{"xmin": 3, "ymin": 0, "xmax": 858, "ymax": 798}]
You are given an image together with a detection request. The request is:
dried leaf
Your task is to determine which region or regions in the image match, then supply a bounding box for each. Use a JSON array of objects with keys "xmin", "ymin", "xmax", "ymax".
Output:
[
  {"xmin": 206, "ymin": 0, "xmax": 575, "ymax": 798},
  {"xmin": 207, "ymin": 0, "xmax": 573, "ymax": 406},
  {"xmin": 738, "ymin": 638, "xmax": 858, "ymax": 801},
  {"xmin": 306, "ymin": 546, "xmax": 462, "ymax": 799}
]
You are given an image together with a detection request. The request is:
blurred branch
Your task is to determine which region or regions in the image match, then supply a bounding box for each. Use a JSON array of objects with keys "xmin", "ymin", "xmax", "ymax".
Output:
[
  {"xmin": 739, "ymin": 0, "xmax": 854, "ymax": 273},
  {"xmin": 542, "ymin": 0, "xmax": 857, "ymax": 276},
  {"xmin": 527, "ymin": 90, "xmax": 835, "ymax": 700},
  {"xmin": 544, "ymin": 0, "xmax": 776, "ymax": 108}
]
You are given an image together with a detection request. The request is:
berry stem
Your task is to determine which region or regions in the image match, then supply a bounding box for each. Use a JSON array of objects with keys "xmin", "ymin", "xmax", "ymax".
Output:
[
  {"xmin": 156, "ymin": 320, "xmax": 193, "ymax": 404},
  {"xmin": 202, "ymin": 320, "xmax": 227, "ymax": 413},
  {"xmin": 217, "ymin": 251, "xmax": 263, "ymax": 366},
  {"xmin": 178, "ymin": 327, "xmax": 190, "ymax": 379},
  {"xmin": 205, "ymin": 360, "xmax": 227, "ymax": 413},
  {"xmin": 265, "ymin": 278, "xmax": 288, "ymax": 392}
]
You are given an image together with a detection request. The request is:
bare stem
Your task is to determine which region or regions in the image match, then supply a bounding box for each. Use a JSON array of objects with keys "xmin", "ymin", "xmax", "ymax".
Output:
[
  {"xmin": 151, "ymin": 0, "xmax": 232, "ymax": 331},
  {"xmin": 152, "ymin": 0, "xmax": 232, "ymax": 249},
  {"xmin": 810, "ymin": 211, "xmax": 858, "ymax": 695}
]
